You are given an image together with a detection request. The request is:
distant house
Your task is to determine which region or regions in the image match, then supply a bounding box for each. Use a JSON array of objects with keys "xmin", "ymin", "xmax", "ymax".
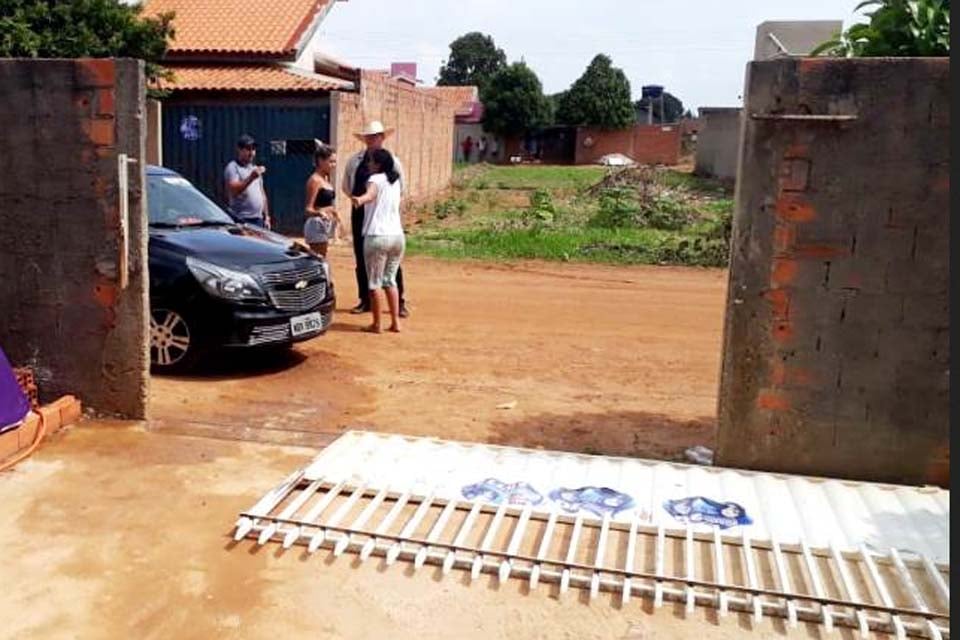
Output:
[
  {"xmin": 143, "ymin": 0, "xmax": 460, "ymax": 231},
  {"xmin": 423, "ymin": 85, "xmax": 503, "ymax": 163}
]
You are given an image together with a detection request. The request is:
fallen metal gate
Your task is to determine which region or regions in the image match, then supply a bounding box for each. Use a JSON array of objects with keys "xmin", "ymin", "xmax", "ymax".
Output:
[{"xmin": 235, "ymin": 434, "xmax": 950, "ymax": 638}]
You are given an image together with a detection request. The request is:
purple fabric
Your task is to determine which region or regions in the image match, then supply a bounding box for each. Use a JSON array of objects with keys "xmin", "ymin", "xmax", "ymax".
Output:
[{"xmin": 0, "ymin": 347, "xmax": 29, "ymax": 434}]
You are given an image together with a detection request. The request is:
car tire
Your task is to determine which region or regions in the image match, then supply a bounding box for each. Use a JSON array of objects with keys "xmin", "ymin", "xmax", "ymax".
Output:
[{"xmin": 150, "ymin": 307, "xmax": 203, "ymax": 373}]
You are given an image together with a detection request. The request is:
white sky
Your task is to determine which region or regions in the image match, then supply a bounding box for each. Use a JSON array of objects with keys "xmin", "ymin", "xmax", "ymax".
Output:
[{"xmin": 318, "ymin": 0, "xmax": 864, "ymax": 111}]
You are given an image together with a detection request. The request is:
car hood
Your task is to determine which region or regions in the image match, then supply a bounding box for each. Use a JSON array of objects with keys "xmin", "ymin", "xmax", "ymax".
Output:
[{"xmin": 149, "ymin": 224, "xmax": 312, "ymax": 269}]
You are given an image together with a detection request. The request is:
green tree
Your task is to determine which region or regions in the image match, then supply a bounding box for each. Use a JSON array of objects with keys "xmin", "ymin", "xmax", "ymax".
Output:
[
  {"xmin": 481, "ymin": 62, "xmax": 551, "ymax": 137},
  {"xmin": 813, "ymin": 0, "xmax": 949, "ymax": 56},
  {"xmin": 555, "ymin": 54, "xmax": 635, "ymax": 129},
  {"xmin": 546, "ymin": 91, "xmax": 566, "ymax": 126},
  {"xmin": 437, "ymin": 32, "xmax": 507, "ymax": 92},
  {"xmin": 635, "ymin": 91, "xmax": 685, "ymax": 124},
  {"xmin": 0, "ymin": 0, "xmax": 175, "ymax": 85}
]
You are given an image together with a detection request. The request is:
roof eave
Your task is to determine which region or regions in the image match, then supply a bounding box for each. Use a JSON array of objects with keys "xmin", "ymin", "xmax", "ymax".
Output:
[
  {"xmin": 164, "ymin": 50, "xmax": 297, "ymax": 63},
  {"xmin": 286, "ymin": 0, "xmax": 338, "ymax": 59}
]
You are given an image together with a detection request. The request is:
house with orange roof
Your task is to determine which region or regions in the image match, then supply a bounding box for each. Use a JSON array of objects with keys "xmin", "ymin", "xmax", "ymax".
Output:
[{"xmin": 143, "ymin": 0, "xmax": 461, "ymax": 232}]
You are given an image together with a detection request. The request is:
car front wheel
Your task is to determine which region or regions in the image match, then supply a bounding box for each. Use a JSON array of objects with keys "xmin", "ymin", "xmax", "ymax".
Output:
[{"xmin": 150, "ymin": 307, "xmax": 200, "ymax": 372}]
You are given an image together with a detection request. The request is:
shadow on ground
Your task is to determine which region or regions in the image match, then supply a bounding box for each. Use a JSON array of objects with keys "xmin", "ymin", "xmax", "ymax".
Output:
[
  {"xmin": 154, "ymin": 346, "xmax": 310, "ymax": 381},
  {"xmin": 490, "ymin": 410, "xmax": 717, "ymax": 460}
]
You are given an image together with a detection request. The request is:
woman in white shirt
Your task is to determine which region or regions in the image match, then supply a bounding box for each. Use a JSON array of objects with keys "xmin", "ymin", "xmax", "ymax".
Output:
[{"xmin": 350, "ymin": 149, "xmax": 405, "ymax": 333}]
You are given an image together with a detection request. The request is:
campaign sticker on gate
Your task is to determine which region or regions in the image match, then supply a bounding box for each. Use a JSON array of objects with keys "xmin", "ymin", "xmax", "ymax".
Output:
[
  {"xmin": 549, "ymin": 486, "xmax": 635, "ymax": 518},
  {"xmin": 461, "ymin": 478, "xmax": 544, "ymax": 506},
  {"xmin": 180, "ymin": 115, "xmax": 201, "ymax": 141},
  {"xmin": 663, "ymin": 496, "xmax": 753, "ymax": 529}
]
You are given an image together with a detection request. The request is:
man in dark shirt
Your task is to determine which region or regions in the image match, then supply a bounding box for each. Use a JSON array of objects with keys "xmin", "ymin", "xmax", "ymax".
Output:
[{"xmin": 342, "ymin": 121, "xmax": 408, "ymax": 316}]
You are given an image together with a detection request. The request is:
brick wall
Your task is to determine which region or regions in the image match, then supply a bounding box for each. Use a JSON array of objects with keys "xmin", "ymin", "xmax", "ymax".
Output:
[
  {"xmin": 0, "ymin": 59, "xmax": 150, "ymax": 418},
  {"xmin": 716, "ymin": 58, "xmax": 949, "ymax": 485},
  {"xmin": 574, "ymin": 124, "xmax": 681, "ymax": 165},
  {"xmin": 333, "ymin": 71, "xmax": 456, "ymax": 221}
]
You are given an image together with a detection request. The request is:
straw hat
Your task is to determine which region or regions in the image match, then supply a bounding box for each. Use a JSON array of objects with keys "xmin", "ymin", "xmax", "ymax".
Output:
[{"xmin": 354, "ymin": 120, "xmax": 395, "ymax": 141}]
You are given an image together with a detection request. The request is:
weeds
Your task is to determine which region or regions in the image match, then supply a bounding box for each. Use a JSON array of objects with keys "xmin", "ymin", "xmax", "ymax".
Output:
[
  {"xmin": 433, "ymin": 197, "xmax": 468, "ymax": 220},
  {"xmin": 413, "ymin": 164, "xmax": 734, "ymax": 267},
  {"xmin": 522, "ymin": 189, "xmax": 557, "ymax": 226}
]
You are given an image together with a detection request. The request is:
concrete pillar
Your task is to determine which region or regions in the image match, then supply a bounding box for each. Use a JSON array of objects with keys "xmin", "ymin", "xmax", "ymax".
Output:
[
  {"xmin": 716, "ymin": 58, "xmax": 949, "ymax": 485},
  {"xmin": 145, "ymin": 98, "xmax": 162, "ymax": 166},
  {"xmin": 0, "ymin": 59, "xmax": 150, "ymax": 418}
]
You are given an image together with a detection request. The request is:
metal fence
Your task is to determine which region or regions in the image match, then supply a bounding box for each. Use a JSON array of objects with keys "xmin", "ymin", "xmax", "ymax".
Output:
[{"xmin": 161, "ymin": 100, "xmax": 331, "ymax": 234}]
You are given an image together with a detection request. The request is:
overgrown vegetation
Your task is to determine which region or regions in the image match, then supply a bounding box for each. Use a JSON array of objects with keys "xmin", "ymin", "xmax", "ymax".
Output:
[
  {"xmin": 409, "ymin": 164, "xmax": 734, "ymax": 267},
  {"xmin": 813, "ymin": 0, "xmax": 950, "ymax": 57}
]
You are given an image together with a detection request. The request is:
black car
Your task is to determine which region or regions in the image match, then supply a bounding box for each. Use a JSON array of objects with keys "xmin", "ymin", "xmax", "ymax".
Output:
[{"xmin": 147, "ymin": 165, "xmax": 334, "ymax": 372}]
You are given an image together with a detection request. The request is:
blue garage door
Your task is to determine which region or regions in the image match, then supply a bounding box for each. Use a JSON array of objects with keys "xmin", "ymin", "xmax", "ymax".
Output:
[{"xmin": 162, "ymin": 101, "xmax": 331, "ymax": 234}]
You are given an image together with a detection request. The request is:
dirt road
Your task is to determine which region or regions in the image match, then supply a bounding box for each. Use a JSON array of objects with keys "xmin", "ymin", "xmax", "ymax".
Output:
[
  {"xmin": 1, "ymin": 255, "xmax": 840, "ymax": 639},
  {"xmin": 1, "ymin": 424, "xmax": 827, "ymax": 640},
  {"xmin": 151, "ymin": 247, "xmax": 728, "ymax": 458}
]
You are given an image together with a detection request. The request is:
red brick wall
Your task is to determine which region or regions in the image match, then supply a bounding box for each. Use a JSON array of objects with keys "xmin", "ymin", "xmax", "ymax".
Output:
[
  {"xmin": 574, "ymin": 124, "xmax": 681, "ymax": 165},
  {"xmin": 334, "ymin": 71, "xmax": 457, "ymax": 221}
]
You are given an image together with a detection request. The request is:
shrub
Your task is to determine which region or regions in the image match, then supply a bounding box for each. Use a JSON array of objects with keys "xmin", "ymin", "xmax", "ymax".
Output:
[
  {"xmin": 588, "ymin": 187, "xmax": 693, "ymax": 231},
  {"xmin": 433, "ymin": 198, "xmax": 468, "ymax": 220},
  {"xmin": 522, "ymin": 188, "xmax": 556, "ymax": 226},
  {"xmin": 813, "ymin": 0, "xmax": 950, "ymax": 57}
]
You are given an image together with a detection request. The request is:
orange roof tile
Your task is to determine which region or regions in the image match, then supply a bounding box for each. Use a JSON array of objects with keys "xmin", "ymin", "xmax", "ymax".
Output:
[
  {"xmin": 157, "ymin": 65, "xmax": 352, "ymax": 93},
  {"xmin": 144, "ymin": 0, "xmax": 332, "ymax": 58}
]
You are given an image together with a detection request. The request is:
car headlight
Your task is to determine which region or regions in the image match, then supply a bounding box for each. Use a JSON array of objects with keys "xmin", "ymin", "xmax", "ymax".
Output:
[{"xmin": 186, "ymin": 256, "xmax": 266, "ymax": 302}]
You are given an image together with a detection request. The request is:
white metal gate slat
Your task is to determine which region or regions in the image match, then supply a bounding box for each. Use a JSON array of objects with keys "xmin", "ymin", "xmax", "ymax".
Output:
[
  {"xmin": 237, "ymin": 489, "xmax": 949, "ymax": 634},
  {"xmin": 530, "ymin": 508, "xmax": 558, "ymax": 590},
  {"xmin": 830, "ymin": 542, "xmax": 871, "ymax": 638},
  {"xmin": 500, "ymin": 504, "xmax": 532, "ymax": 583},
  {"xmin": 418, "ymin": 498, "xmax": 459, "ymax": 569},
  {"xmin": 241, "ymin": 433, "xmax": 950, "ymax": 638}
]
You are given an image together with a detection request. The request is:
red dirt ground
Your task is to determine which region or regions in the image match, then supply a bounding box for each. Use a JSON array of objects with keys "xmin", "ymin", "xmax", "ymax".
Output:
[{"xmin": 150, "ymin": 248, "xmax": 728, "ymax": 458}]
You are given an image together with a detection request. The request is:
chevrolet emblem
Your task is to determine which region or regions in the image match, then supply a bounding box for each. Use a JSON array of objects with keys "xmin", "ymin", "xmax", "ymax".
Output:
[{"xmin": 294, "ymin": 280, "xmax": 309, "ymax": 290}]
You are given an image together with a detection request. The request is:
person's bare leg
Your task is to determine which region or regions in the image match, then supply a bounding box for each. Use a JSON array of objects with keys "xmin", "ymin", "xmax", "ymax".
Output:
[
  {"xmin": 367, "ymin": 289, "xmax": 382, "ymax": 333},
  {"xmin": 385, "ymin": 286, "xmax": 400, "ymax": 332}
]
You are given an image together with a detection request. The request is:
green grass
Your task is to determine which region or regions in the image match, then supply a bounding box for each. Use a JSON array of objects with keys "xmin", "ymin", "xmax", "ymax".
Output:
[
  {"xmin": 411, "ymin": 164, "xmax": 733, "ymax": 267},
  {"xmin": 658, "ymin": 170, "xmax": 722, "ymax": 192},
  {"xmin": 407, "ymin": 226, "xmax": 728, "ymax": 266},
  {"xmin": 465, "ymin": 165, "xmax": 606, "ymax": 191}
]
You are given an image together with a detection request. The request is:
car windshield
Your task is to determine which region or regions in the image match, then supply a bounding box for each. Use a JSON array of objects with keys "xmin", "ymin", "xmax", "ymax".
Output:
[{"xmin": 147, "ymin": 173, "xmax": 234, "ymax": 226}]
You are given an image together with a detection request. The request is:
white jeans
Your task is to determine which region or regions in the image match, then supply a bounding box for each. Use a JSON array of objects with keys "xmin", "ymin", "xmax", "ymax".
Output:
[{"xmin": 363, "ymin": 234, "xmax": 405, "ymax": 289}]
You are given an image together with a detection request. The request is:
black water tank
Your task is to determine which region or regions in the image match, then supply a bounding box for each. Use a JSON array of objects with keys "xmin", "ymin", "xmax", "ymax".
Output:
[{"xmin": 641, "ymin": 85, "xmax": 664, "ymax": 99}]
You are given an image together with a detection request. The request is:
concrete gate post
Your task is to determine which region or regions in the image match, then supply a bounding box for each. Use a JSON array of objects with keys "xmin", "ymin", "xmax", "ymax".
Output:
[
  {"xmin": 716, "ymin": 58, "xmax": 949, "ymax": 485},
  {"xmin": 0, "ymin": 59, "xmax": 150, "ymax": 418}
]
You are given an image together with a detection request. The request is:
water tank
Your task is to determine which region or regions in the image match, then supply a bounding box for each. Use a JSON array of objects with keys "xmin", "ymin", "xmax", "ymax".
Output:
[{"xmin": 642, "ymin": 85, "xmax": 664, "ymax": 100}]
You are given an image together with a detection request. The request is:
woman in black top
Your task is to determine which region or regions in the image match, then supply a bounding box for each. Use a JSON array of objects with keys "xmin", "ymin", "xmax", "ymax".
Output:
[{"xmin": 304, "ymin": 145, "xmax": 340, "ymax": 257}]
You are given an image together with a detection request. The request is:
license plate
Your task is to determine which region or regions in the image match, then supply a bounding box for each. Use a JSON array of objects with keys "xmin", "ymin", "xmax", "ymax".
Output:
[{"xmin": 290, "ymin": 312, "xmax": 323, "ymax": 337}]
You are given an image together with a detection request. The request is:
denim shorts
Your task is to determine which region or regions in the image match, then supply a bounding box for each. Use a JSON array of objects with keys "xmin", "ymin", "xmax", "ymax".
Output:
[
  {"xmin": 363, "ymin": 234, "xmax": 405, "ymax": 289},
  {"xmin": 304, "ymin": 216, "xmax": 335, "ymax": 243}
]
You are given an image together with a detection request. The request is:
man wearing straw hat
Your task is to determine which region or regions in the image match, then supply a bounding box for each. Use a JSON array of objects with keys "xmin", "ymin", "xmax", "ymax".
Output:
[{"xmin": 342, "ymin": 120, "xmax": 409, "ymax": 316}]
